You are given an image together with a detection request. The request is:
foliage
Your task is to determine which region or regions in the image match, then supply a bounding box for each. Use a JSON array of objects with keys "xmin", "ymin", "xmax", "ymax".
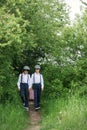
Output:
[
  {"xmin": 0, "ymin": 0, "xmax": 87, "ymax": 100},
  {"xmin": 0, "ymin": 0, "xmax": 87, "ymax": 129},
  {"xmin": 0, "ymin": 0, "xmax": 69, "ymax": 102}
]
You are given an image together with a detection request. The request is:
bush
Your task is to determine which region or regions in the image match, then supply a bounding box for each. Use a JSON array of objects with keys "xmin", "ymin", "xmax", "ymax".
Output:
[{"xmin": 42, "ymin": 64, "xmax": 69, "ymax": 99}]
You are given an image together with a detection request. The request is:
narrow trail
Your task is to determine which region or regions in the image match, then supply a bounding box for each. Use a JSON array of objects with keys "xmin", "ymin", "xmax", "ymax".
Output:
[{"xmin": 25, "ymin": 101, "xmax": 41, "ymax": 130}]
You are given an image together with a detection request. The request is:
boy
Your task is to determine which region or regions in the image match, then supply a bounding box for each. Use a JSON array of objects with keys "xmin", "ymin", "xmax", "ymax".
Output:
[
  {"xmin": 30, "ymin": 65, "xmax": 44, "ymax": 110},
  {"xmin": 17, "ymin": 66, "xmax": 30, "ymax": 111}
]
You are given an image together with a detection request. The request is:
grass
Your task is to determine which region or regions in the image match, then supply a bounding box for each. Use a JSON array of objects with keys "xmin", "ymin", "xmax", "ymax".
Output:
[
  {"xmin": 1, "ymin": 95, "xmax": 87, "ymax": 130},
  {"xmin": 0, "ymin": 102, "xmax": 29, "ymax": 130},
  {"xmin": 40, "ymin": 96, "xmax": 87, "ymax": 130}
]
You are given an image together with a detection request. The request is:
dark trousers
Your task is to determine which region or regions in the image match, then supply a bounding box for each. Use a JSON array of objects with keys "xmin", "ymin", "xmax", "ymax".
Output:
[
  {"xmin": 33, "ymin": 83, "xmax": 41, "ymax": 108},
  {"xmin": 20, "ymin": 83, "xmax": 29, "ymax": 107}
]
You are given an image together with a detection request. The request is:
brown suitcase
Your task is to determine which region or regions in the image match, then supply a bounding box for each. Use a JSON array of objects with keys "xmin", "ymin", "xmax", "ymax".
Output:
[{"xmin": 29, "ymin": 89, "xmax": 34, "ymax": 100}]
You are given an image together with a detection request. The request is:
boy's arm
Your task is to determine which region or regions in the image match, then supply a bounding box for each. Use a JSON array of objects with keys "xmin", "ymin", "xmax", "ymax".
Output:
[
  {"xmin": 17, "ymin": 74, "xmax": 21, "ymax": 91},
  {"xmin": 41, "ymin": 75, "xmax": 44, "ymax": 91},
  {"xmin": 29, "ymin": 74, "xmax": 33, "ymax": 89},
  {"xmin": 28, "ymin": 74, "xmax": 31, "ymax": 89}
]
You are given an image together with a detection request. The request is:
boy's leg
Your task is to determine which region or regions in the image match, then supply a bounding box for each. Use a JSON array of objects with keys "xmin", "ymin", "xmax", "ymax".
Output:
[
  {"xmin": 25, "ymin": 84, "xmax": 29, "ymax": 107},
  {"xmin": 34, "ymin": 86, "xmax": 38, "ymax": 108},
  {"xmin": 20, "ymin": 84, "xmax": 25, "ymax": 104},
  {"xmin": 37, "ymin": 85, "xmax": 41, "ymax": 107}
]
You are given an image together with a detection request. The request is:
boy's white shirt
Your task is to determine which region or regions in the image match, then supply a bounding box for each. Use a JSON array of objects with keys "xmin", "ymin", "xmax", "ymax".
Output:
[
  {"xmin": 30, "ymin": 73, "xmax": 44, "ymax": 89},
  {"xmin": 17, "ymin": 73, "xmax": 30, "ymax": 89}
]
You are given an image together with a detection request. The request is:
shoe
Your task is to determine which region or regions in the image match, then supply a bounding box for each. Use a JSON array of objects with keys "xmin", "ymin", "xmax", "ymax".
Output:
[
  {"xmin": 23, "ymin": 103, "xmax": 25, "ymax": 106},
  {"xmin": 24, "ymin": 107, "xmax": 29, "ymax": 111},
  {"xmin": 35, "ymin": 107, "xmax": 40, "ymax": 110}
]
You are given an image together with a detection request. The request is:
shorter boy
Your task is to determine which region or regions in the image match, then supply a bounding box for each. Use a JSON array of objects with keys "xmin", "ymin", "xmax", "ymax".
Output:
[
  {"xmin": 17, "ymin": 66, "xmax": 30, "ymax": 111},
  {"xmin": 30, "ymin": 65, "xmax": 44, "ymax": 110}
]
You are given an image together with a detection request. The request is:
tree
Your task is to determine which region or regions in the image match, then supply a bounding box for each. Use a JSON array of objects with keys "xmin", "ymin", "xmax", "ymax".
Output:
[
  {"xmin": 0, "ymin": 0, "xmax": 69, "ymax": 101},
  {"xmin": 80, "ymin": 0, "xmax": 87, "ymax": 6}
]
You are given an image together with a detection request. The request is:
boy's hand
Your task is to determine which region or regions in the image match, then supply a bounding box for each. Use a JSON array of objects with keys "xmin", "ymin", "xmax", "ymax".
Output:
[
  {"xmin": 18, "ymin": 87, "xmax": 20, "ymax": 91},
  {"xmin": 41, "ymin": 87, "xmax": 44, "ymax": 91},
  {"xmin": 29, "ymin": 87, "xmax": 32, "ymax": 90}
]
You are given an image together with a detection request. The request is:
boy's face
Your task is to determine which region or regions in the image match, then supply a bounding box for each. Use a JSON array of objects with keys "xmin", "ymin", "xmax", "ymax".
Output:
[
  {"xmin": 35, "ymin": 69, "xmax": 40, "ymax": 73},
  {"xmin": 23, "ymin": 70, "xmax": 28, "ymax": 74}
]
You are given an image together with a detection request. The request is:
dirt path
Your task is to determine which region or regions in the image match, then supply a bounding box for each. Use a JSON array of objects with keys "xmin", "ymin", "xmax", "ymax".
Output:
[{"xmin": 25, "ymin": 101, "xmax": 41, "ymax": 130}]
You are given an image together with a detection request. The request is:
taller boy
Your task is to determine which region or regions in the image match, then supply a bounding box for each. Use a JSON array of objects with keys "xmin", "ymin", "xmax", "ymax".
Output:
[
  {"xmin": 17, "ymin": 66, "xmax": 30, "ymax": 110},
  {"xmin": 31, "ymin": 65, "xmax": 44, "ymax": 110}
]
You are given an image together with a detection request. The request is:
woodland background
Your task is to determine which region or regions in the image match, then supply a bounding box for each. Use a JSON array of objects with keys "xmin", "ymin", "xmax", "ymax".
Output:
[{"xmin": 0, "ymin": 0, "xmax": 87, "ymax": 130}]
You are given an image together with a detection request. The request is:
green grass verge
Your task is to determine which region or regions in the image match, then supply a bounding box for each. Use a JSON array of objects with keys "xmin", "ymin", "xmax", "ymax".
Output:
[
  {"xmin": 0, "ymin": 103, "xmax": 29, "ymax": 130},
  {"xmin": 41, "ymin": 96, "xmax": 87, "ymax": 130}
]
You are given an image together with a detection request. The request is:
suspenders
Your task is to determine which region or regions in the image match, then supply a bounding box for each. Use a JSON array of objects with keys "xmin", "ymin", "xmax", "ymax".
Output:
[
  {"xmin": 27, "ymin": 75, "xmax": 29, "ymax": 83},
  {"xmin": 21, "ymin": 74, "xmax": 23, "ymax": 83},
  {"xmin": 21, "ymin": 74, "xmax": 29, "ymax": 83},
  {"xmin": 33, "ymin": 73, "xmax": 41, "ymax": 84},
  {"xmin": 21, "ymin": 73, "xmax": 41, "ymax": 84}
]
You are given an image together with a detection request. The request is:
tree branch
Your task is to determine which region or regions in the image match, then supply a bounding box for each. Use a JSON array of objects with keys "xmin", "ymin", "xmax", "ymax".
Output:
[{"xmin": 80, "ymin": 0, "xmax": 87, "ymax": 6}]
